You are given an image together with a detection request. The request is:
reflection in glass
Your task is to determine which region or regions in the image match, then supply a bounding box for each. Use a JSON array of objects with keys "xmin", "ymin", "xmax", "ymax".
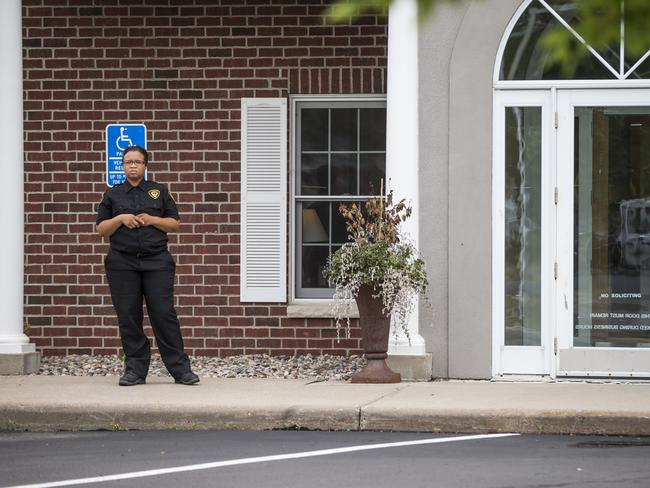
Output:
[
  {"xmin": 302, "ymin": 202, "xmax": 329, "ymax": 243},
  {"xmin": 543, "ymin": 0, "xmax": 621, "ymax": 71},
  {"xmin": 331, "ymin": 153, "xmax": 357, "ymax": 195},
  {"xmin": 574, "ymin": 107, "xmax": 650, "ymax": 348},
  {"xmin": 360, "ymin": 108, "xmax": 386, "ymax": 151},
  {"xmin": 301, "ymin": 201, "xmax": 330, "ymax": 289},
  {"xmin": 300, "ymin": 154, "xmax": 328, "ymax": 195},
  {"xmin": 501, "ymin": 0, "xmax": 650, "ymax": 80},
  {"xmin": 504, "ymin": 106, "xmax": 542, "ymax": 346},
  {"xmin": 331, "ymin": 109, "xmax": 357, "ymax": 151},
  {"xmin": 360, "ymin": 153, "xmax": 386, "ymax": 195},
  {"xmin": 630, "ymin": 56, "xmax": 650, "ymax": 79},
  {"xmin": 623, "ymin": 4, "xmax": 650, "ymax": 75},
  {"xmin": 302, "ymin": 246, "xmax": 330, "ymax": 288},
  {"xmin": 301, "ymin": 109, "xmax": 328, "ymax": 151},
  {"xmin": 332, "ymin": 201, "xmax": 354, "ymax": 244},
  {"xmin": 500, "ymin": 1, "xmax": 614, "ymax": 80}
]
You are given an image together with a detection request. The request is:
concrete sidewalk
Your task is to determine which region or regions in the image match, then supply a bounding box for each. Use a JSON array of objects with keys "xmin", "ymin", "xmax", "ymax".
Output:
[{"xmin": 1, "ymin": 376, "xmax": 649, "ymax": 435}]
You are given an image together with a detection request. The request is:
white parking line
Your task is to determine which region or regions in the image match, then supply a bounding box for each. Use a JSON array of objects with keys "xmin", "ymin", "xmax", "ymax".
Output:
[{"xmin": 4, "ymin": 433, "xmax": 519, "ymax": 488}]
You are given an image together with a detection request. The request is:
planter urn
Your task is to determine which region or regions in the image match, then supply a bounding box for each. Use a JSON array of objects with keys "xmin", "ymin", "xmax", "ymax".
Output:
[{"xmin": 351, "ymin": 284, "xmax": 401, "ymax": 383}]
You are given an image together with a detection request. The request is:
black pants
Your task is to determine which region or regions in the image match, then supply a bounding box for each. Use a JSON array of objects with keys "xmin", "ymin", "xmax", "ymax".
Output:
[{"xmin": 105, "ymin": 250, "xmax": 190, "ymax": 379}]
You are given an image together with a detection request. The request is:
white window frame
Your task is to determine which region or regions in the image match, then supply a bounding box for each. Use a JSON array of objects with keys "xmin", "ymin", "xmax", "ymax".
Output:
[
  {"xmin": 289, "ymin": 95, "xmax": 387, "ymax": 304},
  {"xmin": 492, "ymin": 90, "xmax": 555, "ymax": 377},
  {"xmin": 494, "ymin": 0, "xmax": 650, "ymax": 88},
  {"xmin": 555, "ymin": 88, "xmax": 650, "ymax": 377},
  {"xmin": 492, "ymin": 0, "xmax": 650, "ymax": 378}
]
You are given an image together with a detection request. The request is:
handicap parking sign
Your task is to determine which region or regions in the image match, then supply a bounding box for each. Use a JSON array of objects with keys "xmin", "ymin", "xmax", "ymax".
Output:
[{"xmin": 105, "ymin": 124, "xmax": 147, "ymax": 187}]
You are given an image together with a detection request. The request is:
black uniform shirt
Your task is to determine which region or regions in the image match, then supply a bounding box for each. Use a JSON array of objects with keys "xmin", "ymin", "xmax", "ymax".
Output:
[{"xmin": 96, "ymin": 180, "xmax": 180, "ymax": 256}]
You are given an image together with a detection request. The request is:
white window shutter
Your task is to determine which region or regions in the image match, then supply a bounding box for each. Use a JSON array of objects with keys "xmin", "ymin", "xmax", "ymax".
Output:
[{"xmin": 240, "ymin": 98, "xmax": 287, "ymax": 302}]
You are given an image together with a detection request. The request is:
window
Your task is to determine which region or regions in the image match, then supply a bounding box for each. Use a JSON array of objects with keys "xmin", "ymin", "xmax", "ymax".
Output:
[
  {"xmin": 500, "ymin": 0, "xmax": 650, "ymax": 80},
  {"xmin": 504, "ymin": 106, "xmax": 542, "ymax": 345},
  {"xmin": 293, "ymin": 99, "xmax": 387, "ymax": 299}
]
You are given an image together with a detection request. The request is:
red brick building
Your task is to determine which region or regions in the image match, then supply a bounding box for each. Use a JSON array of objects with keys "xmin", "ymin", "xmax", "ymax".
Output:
[
  {"xmin": 21, "ymin": 0, "xmax": 388, "ymax": 358},
  {"xmin": 8, "ymin": 0, "xmax": 650, "ymax": 380}
]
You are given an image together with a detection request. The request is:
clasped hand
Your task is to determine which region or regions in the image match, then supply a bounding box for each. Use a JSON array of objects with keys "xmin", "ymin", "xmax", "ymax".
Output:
[{"xmin": 121, "ymin": 213, "xmax": 155, "ymax": 229}]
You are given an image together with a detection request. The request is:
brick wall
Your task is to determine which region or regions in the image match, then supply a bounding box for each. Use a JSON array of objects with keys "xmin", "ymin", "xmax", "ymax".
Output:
[{"xmin": 22, "ymin": 0, "xmax": 387, "ymax": 357}]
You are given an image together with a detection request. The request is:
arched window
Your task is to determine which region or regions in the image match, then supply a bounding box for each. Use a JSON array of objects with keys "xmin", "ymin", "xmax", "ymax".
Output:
[{"xmin": 500, "ymin": 0, "xmax": 650, "ymax": 80}]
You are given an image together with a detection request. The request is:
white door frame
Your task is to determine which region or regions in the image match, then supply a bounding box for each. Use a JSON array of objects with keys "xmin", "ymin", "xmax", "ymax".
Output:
[
  {"xmin": 556, "ymin": 88, "xmax": 650, "ymax": 378},
  {"xmin": 492, "ymin": 90, "xmax": 555, "ymax": 377}
]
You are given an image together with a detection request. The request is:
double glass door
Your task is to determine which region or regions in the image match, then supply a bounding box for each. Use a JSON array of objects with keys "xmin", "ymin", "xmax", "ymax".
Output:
[{"xmin": 495, "ymin": 89, "xmax": 650, "ymax": 377}]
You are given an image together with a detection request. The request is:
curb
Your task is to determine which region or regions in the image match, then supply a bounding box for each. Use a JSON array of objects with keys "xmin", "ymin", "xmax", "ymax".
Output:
[
  {"xmin": 2, "ymin": 406, "xmax": 649, "ymax": 435},
  {"xmin": 0, "ymin": 405, "xmax": 360, "ymax": 432},
  {"xmin": 361, "ymin": 411, "xmax": 650, "ymax": 436}
]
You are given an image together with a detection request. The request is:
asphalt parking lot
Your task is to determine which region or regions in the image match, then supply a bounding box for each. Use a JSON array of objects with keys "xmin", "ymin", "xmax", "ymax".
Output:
[{"xmin": 1, "ymin": 430, "xmax": 650, "ymax": 488}]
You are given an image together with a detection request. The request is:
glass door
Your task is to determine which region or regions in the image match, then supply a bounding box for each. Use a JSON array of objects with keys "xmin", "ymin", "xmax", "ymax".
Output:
[
  {"xmin": 557, "ymin": 89, "xmax": 650, "ymax": 377},
  {"xmin": 493, "ymin": 90, "xmax": 554, "ymax": 376}
]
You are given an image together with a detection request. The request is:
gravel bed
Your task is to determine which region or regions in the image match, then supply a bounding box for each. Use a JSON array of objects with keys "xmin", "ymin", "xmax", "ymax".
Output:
[{"xmin": 36, "ymin": 354, "xmax": 367, "ymax": 381}]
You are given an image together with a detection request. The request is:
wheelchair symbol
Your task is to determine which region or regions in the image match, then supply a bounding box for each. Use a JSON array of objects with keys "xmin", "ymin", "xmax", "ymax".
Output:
[{"xmin": 115, "ymin": 127, "xmax": 134, "ymax": 151}]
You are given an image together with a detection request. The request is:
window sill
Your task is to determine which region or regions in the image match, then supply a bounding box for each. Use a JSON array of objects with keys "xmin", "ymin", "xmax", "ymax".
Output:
[{"xmin": 287, "ymin": 302, "xmax": 359, "ymax": 319}]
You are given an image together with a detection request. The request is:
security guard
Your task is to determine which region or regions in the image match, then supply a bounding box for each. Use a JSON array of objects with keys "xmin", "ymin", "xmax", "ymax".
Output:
[{"xmin": 96, "ymin": 145, "xmax": 199, "ymax": 386}]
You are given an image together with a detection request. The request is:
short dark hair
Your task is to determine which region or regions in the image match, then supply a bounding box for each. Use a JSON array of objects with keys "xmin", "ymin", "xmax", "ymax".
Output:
[{"xmin": 122, "ymin": 145, "xmax": 148, "ymax": 164}]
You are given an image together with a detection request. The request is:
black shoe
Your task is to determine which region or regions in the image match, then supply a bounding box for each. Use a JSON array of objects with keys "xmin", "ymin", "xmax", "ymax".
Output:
[
  {"xmin": 119, "ymin": 371, "xmax": 146, "ymax": 386},
  {"xmin": 175, "ymin": 371, "xmax": 200, "ymax": 385}
]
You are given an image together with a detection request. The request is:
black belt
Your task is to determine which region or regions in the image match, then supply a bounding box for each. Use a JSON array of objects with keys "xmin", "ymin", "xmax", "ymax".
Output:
[{"xmin": 112, "ymin": 249, "xmax": 165, "ymax": 258}]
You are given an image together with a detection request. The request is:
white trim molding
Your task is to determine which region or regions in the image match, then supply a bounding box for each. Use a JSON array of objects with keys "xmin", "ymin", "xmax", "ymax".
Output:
[
  {"xmin": 386, "ymin": 0, "xmax": 426, "ymax": 355},
  {"xmin": 0, "ymin": 0, "xmax": 35, "ymax": 358}
]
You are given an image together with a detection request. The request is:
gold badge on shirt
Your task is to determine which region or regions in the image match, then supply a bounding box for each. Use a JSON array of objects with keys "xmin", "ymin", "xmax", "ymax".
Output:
[{"xmin": 148, "ymin": 189, "xmax": 160, "ymax": 199}]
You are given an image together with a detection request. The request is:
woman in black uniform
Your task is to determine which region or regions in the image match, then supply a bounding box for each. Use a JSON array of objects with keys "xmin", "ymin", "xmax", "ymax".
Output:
[{"xmin": 96, "ymin": 146, "xmax": 199, "ymax": 386}]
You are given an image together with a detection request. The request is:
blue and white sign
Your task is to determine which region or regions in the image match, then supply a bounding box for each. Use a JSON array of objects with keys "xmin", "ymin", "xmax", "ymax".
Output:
[{"xmin": 105, "ymin": 124, "xmax": 147, "ymax": 187}]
